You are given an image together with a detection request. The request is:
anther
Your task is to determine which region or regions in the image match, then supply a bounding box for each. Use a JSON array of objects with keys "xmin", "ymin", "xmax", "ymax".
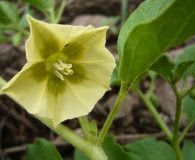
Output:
[{"xmin": 53, "ymin": 59, "xmax": 73, "ymax": 81}]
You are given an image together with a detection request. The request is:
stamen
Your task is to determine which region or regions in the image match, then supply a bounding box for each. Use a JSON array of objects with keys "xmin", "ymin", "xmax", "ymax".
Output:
[
  {"xmin": 53, "ymin": 63, "xmax": 64, "ymax": 70},
  {"xmin": 54, "ymin": 70, "xmax": 65, "ymax": 81},
  {"xmin": 53, "ymin": 60, "xmax": 73, "ymax": 80}
]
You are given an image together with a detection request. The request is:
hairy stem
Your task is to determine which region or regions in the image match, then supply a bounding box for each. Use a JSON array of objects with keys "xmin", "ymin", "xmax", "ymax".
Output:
[
  {"xmin": 97, "ymin": 82, "xmax": 129, "ymax": 145},
  {"xmin": 35, "ymin": 115, "xmax": 107, "ymax": 160}
]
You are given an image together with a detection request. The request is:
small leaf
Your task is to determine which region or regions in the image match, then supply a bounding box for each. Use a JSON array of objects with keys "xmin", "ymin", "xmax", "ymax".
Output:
[
  {"xmin": 21, "ymin": 0, "xmax": 55, "ymax": 13},
  {"xmin": 183, "ymin": 96, "xmax": 195, "ymax": 123},
  {"xmin": 182, "ymin": 140, "xmax": 195, "ymax": 160},
  {"xmin": 118, "ymin": 0, "xmax": 195, "ymax": 86},
  {"xmin": 88, "ymin": 120, "xmax": 98, "ymax": 137},
  {"xmin": 24, "ymin": 138, "xmax": 63, "ymax": 160},
  {"xmin": 12, "ymin": 33, "xmax": 22, "ymax": 47},
  {"xmin": 111, "ymin": 59, "xmax": 121, "ymax": 86},
  {"xmin": 0, "ymin": 1, "xmax": 19, "ymax": 26},
  {"xmin": 172, "ymin": 45, "xmax": 195, "ymax": 82},
  {"xmin": 150, "ymin": 55, "xmax": 174, "ymax": 78},
  {"xmin": 124, "ymin": 138, "xmax": 177, "ymax": 160}
]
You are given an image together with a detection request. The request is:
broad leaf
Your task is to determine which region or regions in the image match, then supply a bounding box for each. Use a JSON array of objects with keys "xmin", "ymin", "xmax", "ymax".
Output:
[
  {"xmin": 118, "ymin": 0, "xmax": 195, "ymax": 85},
  {"xmin": 111, "ymin": 59, "xmax": 121, "ymax": 85},
  {"xmin": 182, "ymin": 140, "xmax": 195, "ymax": 160},
  {"xmin": 24, "ymin": 138, "xmax": 63, "ymax": 160},
  {"xmin": 172, "ymin": 45, "xmax": 195, "ymax": 82},
  {"xmin": 0, "ymin": 1, "xmax": 19, "ymax": 27},
  {"xmin": 183, "ymin": 96, "xmax": 195, "ymax": 123},
  {"xmin": 124, "ymin": 138, "xmax": 177, "ymax": 160},
  {"xmin": 150, "ymin": 54, "xmax": 174, "ymax": 78}
]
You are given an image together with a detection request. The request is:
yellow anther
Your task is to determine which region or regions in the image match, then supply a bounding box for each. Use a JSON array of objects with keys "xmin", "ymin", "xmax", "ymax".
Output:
[{"xmin": 53, "ymin": 60, "xmax": 73, "ymax": 80}]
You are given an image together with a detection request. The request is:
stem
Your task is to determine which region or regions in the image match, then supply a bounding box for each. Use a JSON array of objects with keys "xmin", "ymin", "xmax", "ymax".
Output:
[
  {"xmin": 179, "ymin": 120, "xmax": 194, "ymax": 143},
  {"xmin": 55, "ymin": 0, "xmax": 66, "ymax": 23},
  {"xmin": 79, "ymin": 116, "xmax": 90, "ymax": 140},
  {"xmin": 172, "ymin": 83, "xmax": 182, "ymax": 143},
  {"xmin": 97, "ymin": 82, "xmax": 128, "ymax": 145},
  {"xmin": 181, "ymin": 85, "xmax": 195, "ymax": 99},
  {"xmin": 169, "ymin": 81, "xmax": 183, "ymax": 160},
  {"xmin": 35, "ymin": 115, "xmax": 107, "ymax": 160},
  {"xmin": 121, "ymin": 0, "xmax": 128, "ymax": 25},
  {"xmin": 135, "ymin": 87, "xmax": 173, "ymax": 141}
]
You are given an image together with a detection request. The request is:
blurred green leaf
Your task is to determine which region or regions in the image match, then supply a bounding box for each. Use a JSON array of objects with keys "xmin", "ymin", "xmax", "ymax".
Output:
[
  {"xmin": 118, "ymin": 0, "xmax": 195, "ymax": 86},
  {"xmin": 21, "ymin": 0, "xmax": 55, "ymax": 13},
  {"xmin": 0, "ymin": 33, "xmax": 10, "ymax": 43},
  {"xmin": 172, "ymin": 45, "xmax": 195, "ymax": 82},
  {"xmin": 182, "ymin": 140, "xmax": 195, "ymax": 160},
  {"xmin": 19, "ymin": 6, "xmax": 36, "ymax": 28},
  {"xmin": 0, "ymin": 1, "xmax": 19, "ymax": 27},
  {"xmin": 183, "ymin": 95, "xmax": 195, "ymax": 123},
  {"xmin": 111, "ymin": 59, "xmax": 121, "ymax": 86},
  {"xmin": 12, "ymin": 33, "xmax": 22, "ymax": 47},
  {"xmin": 150, "ymin": 55, "xmax": 174, "ymax": 78},
  {"xmin": 124, "ymin": 138, "xmax": 177, "ymax": 160},
  {"xmin": 24, "ymin": 138, "xmax": 63, "ymax": 160}
]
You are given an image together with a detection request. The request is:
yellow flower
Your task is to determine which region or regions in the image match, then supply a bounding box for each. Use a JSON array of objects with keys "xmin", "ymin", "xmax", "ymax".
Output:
[{"xmin": 0, "ymin": 16, "xmax": 115, "ymax": 127}]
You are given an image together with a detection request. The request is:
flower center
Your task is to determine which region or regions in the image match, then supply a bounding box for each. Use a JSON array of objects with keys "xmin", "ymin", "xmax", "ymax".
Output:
[{"xmin": 53, "ymin": 60, "xmax": 73, "ymax": 81}]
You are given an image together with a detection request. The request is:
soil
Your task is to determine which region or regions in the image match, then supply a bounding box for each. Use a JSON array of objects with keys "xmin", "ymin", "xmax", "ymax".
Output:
[{"xmin": 0, "ymin": 1, "xmax": 195, "ymax": 160}]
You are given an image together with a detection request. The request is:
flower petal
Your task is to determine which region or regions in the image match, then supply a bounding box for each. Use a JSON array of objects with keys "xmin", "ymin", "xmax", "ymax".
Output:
[
  {"xmin": 26, "ymin": 16, "xmax": 97, "ymax": 62},
  {"xmin": 0, "ymin": 63, "xmax": 48, "ymax": 114},
  {"xmin": 39, "ymin": 78, "xmax": 111, "ymax": 127}
]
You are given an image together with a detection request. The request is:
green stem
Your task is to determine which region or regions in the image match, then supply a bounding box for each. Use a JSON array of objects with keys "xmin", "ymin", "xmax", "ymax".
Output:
[
  {"xmin": 135, "ymin": 87, "xmax": 173, "ymax": 141},
  {"xmin": 179, "ymin": 120, "xmax": 194, "ymax": 143},
  {"xmin": 79, "ymin": 116, "xmax": 90, "ymax": 139},
  {"xmin": 35, "ymin": 115, "xmax": 107, "ymax": 160},
  {"xmin": 169, "ymin": 81, "xmax": 183, "ymax": 160},
  {"xmin": 55, "ymin": 0, "xmax": 66, "ymax": 23},
  {"xmin": 121, "ymin": 0, "xmax": 128, "ymax": 25},
  {"xmin": 97, "ymin": 82, "xmax": 128, "ymax": 145},
  {"xmin": 181, "ymin": 85, "xmax": 195, "ymax": 99}
]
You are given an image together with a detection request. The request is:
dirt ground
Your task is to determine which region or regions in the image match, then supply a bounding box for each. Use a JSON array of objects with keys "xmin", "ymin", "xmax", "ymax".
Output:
[{"xmin": 0, "ymin": 1, "xmax": 195, "ymax": 160}]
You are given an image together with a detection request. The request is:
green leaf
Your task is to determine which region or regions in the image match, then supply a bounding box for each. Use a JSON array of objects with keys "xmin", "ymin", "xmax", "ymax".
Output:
[
  {"xmin": 172, "ymin": 45, "xmax": 195, "ymax": 82},
  {"xmin": 74, "ymin": 135, "xmax": 130, "ymax": 160},
  {"xmin": 88, "ymin": 120, "xmax": 98, "ymax": 137},
  {"xmin": 12, "ymin": 33, "xmax": 22, "ymax": 47},
  {"xmin": 0, "ymin": 1, "xmax": 19, "ymax": 27},
  {"xmin": 182, "ymin": 140, "xmax": 195, "ymax": 160},
  {"xmin": 21, "ymin": 0, "xmax": 55, "ymax": 13},
  {"xmin": 124, "ymin": 138, "xmax": 177, "ymax": 160},
  {"xmin": 24, "ymin": 138, "xmax": 63, "ymax": 160},
  {"xmin": 118, "ymin": 0, "xmax": 195, "ymax": 85},
  {"xmin": 150, "ymin": 54, "xmax": 174, "ymax": 78},
  {"xmin": 111, "ymin": 59, "xmax": 121, "ymax": 86},
  {"xmin": 183, "ymin": 96, "xmax": 195, "ymax": 123}
]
